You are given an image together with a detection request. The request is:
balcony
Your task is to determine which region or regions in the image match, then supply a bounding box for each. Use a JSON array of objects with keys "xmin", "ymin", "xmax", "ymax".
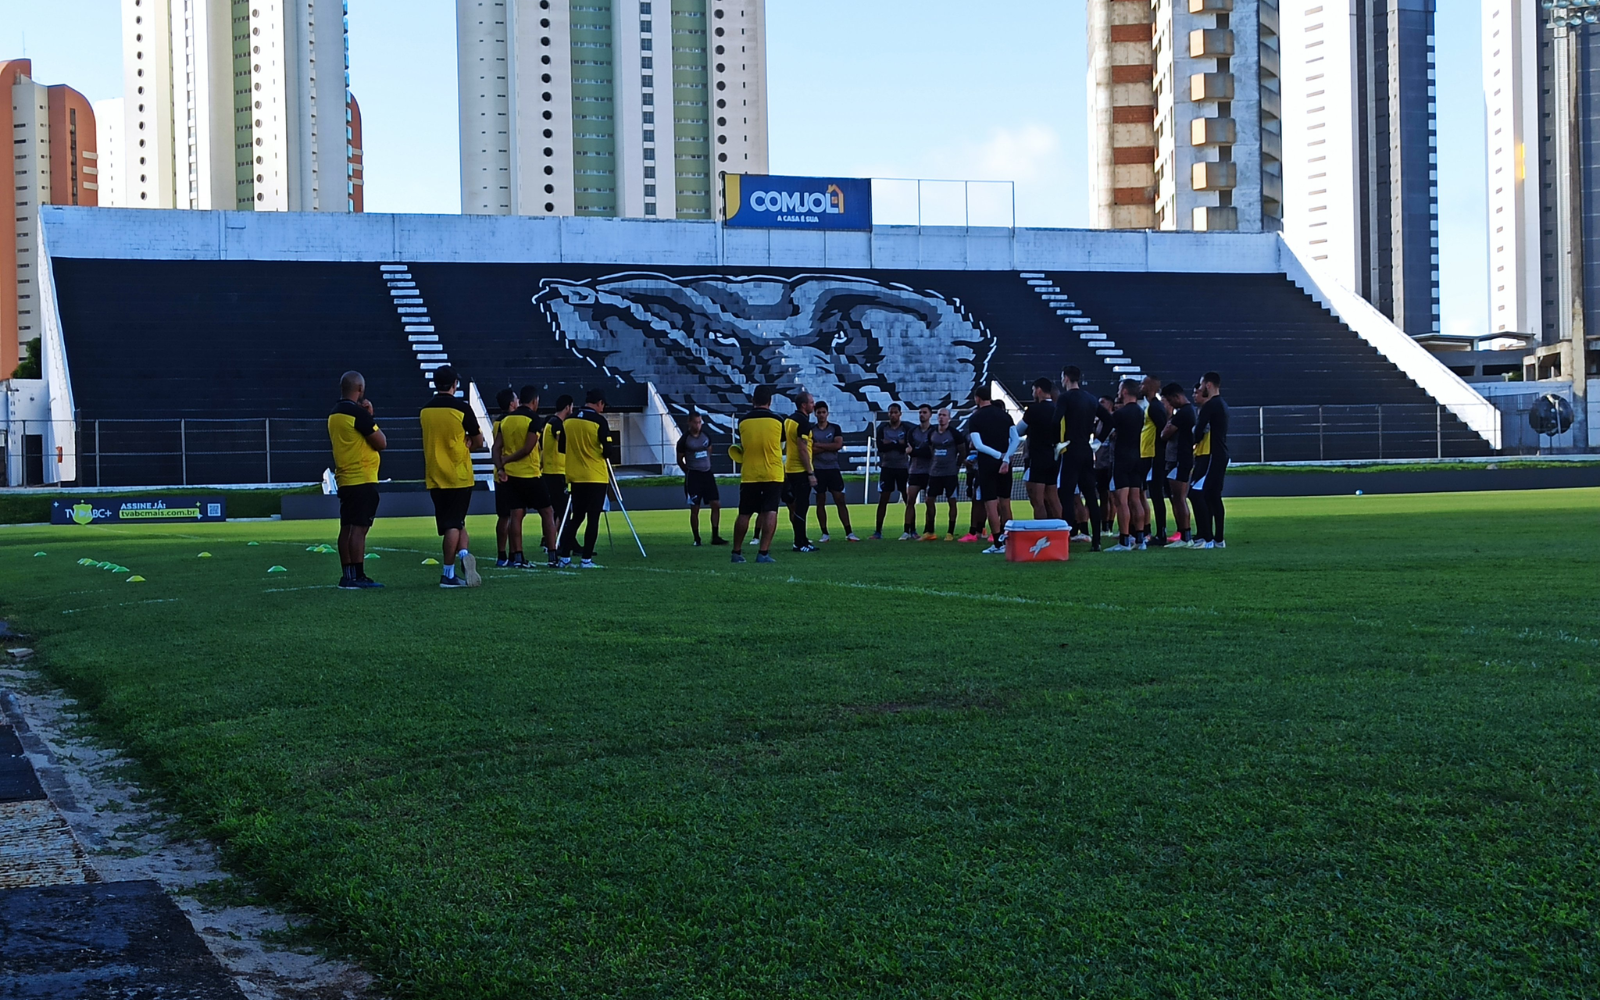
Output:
[
  {"xmin": 1192, "ymin": 160, "xmax": 1238, "ymax": 191},
  {"xmin": 1190, "ymin": 116, "xmax": 1237, "ymax": 146},
  {"xmin": 1190, "ymin": 72, "xmax": 1235, "ymax": 102},
  {"xmin": 1190, "ymin": 29, "xmax": 1235, "ymax": 59},
  {"xmin": 1192, "ymin": 205, "xmax": 1239, "ymax": 231},
  {"xmin": 1188, "ymin": 0, "xmax": 1233, "ymax": 11}
]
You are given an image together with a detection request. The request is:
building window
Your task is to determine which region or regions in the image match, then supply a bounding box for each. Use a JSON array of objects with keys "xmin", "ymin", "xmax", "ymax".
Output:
[{"xmin": 645, "ymin": 203, "xmax": 656, "ymax": 215}]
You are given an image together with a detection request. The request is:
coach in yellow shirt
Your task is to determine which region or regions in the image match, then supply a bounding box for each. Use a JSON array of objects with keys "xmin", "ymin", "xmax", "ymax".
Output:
[
  {"xmin": 553, "ymin": 389, "xmax": 617, "ymax": 568},
  {"xmin": 421, "ymin": 365, "xmax": 484, "ymax": 587},
  {"xmin": 729, "ymin": 384, "xmax": 786, "ymax": 564},
  {"xmin": 327, "ymin": 371, "xmax": 387, "ymax": 589}
]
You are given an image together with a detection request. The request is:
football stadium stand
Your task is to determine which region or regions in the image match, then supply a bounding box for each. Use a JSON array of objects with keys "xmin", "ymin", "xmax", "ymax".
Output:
[{"xmin": 25, "ymin": 208, "xmax": 1500, "ymax": 487}]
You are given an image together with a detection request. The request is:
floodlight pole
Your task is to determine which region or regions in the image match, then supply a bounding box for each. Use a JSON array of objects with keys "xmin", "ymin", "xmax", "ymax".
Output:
[{"xmin": 1550, "ymin": 16, "xmax": 1590, "ymax": 450}]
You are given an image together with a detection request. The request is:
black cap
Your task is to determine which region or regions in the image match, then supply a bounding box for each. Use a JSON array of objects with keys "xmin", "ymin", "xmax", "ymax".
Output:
[{"xmin": 585, "ymin": 388, "xmax": 607, "ymax": 405}]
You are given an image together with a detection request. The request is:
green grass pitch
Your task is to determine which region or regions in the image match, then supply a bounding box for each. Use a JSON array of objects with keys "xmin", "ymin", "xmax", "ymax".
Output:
[{"xmin": 2, "ymin": 490, "xmax": 1597, "ymax": 999}]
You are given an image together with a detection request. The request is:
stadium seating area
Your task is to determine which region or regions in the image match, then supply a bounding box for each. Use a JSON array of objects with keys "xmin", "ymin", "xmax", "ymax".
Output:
[{"xmin": 50, "ymin": 256, "xmax": 1488, "ymax": 486}]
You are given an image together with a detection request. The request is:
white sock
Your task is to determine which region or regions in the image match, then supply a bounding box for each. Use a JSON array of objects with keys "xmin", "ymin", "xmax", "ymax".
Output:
[
  {"xmin": 443, "ymin": 564, "xmax": 456, "ymax": 579},
  {"xmin": 457, "ymin": 549, "xmax": 470, "ymax": 562}
]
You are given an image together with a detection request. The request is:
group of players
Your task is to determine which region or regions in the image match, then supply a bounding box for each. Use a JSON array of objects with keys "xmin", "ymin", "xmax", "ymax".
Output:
[
  {"xmin": 323, "ymin": 361, "xmax": 1231, "ymax": 587},
  {"xmin": 714, "ymin": 366, "xmax": 1231, "ymax": 562}
]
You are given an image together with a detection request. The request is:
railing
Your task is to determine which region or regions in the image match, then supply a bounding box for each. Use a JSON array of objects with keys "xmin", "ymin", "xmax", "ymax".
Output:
[
  {"xmin": 870, "ymin": 179, "xmax": 1017, "ymax": 229},
  {"xmin": 0, "ymin": 399, "xmax": 1576, "ymax": 489}
]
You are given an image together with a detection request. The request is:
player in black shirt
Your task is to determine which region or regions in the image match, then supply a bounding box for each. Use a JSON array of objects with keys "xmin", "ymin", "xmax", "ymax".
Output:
[
  {"xmin": 1053, "ymin": 366, "xmax": 1111, "ymax": 552},
  {"xmin": 1020, "ymin": 377, "xmax": 1063, "ymax": 521},
  {"xmin": 1140, "ymin": 375, "xmax": 1170, "ymax": 546},
  {"xmin": 1192, "ymin": 371, "xmax": 1231, "ymax": 548},
  {"xmin": 963, "ymin": 384, "xmax": 1015, "ymax": 554},
  {"xmin": 1159, "ymin": 382, "xmax": 1196, "ymax": 545},
  {"xmin": 1106, "ymin": 379, "xmax": 1147, "ymax": 551},
  {"xmin": 873, "ymin": 404, "xmax": 913, "ymax": 539}
]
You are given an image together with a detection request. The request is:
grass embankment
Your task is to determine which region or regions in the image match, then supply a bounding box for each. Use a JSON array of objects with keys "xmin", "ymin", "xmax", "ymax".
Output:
[{"xmin": 1, "ymin": 490, "xmax": 1597, "ymax": 998}]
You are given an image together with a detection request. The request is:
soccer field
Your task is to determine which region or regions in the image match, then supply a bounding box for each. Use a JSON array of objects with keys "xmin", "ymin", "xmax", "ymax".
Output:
[{"xmin": 3, "ymin": 490, "xmax": 1598, "ymax": 999}]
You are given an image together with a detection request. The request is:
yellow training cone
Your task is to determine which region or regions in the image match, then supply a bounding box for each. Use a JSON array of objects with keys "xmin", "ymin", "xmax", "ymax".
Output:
[
  {"xmin": 422, "ymin": 558, "xmax": 440, "ymax": 565},
  {"xmin": 198, "ymin": 552, "xmax": 213, "ymax": 558},
  {"xmin": 267, "ymin": 565, "xmax": 288, "ymax": 573},
  {"xmin": 126, "ymin": 576, "xmax": 146, "ymax": 583}
]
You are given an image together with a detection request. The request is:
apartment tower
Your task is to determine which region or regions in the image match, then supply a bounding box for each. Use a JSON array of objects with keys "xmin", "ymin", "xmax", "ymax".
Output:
[
  {"xmin": 1089, "ymin": 0, "xmax": 1283, "ymax": 232},
  {"xmin": 457, "ymin": 0, "xmax": 769, "ymax": 220},
  {"xmin": 2, "ymin": 59, "xmax": 99, "ymax": 378},
  {"xmin": 120, "ymin": 0, "xmax": 361, "ymax": 212},
  {"xmin": 1281, "ymin": 1, "xmax": 1440, "ymax": 338}
]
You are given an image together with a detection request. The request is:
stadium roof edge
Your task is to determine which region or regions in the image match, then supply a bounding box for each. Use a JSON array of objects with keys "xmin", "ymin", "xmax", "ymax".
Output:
[{"xmin": 40, "ymin": 206, "xmax": 1290, "ymax": 273}]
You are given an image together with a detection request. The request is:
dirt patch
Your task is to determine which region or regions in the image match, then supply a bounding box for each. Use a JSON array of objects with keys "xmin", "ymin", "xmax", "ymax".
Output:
[{"xmin": 0, "ymin": 663, "xmax": 380, "ymax": 1000}]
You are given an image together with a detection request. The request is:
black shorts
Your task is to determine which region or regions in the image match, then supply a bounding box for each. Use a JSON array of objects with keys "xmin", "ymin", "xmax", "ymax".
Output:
[
  {"xmin": 907, "ymin": 471, "xmax": 930, "ymax": 490},
  {"xmin": 1110, "ymin": 452, "xmax": 1142, "ymax": 492},
  {"xmin": 927, "ymin": 475, "xmax": 959, "ymax": 499},
  {"xmin": 976, "ymin": 460, "xmax": 1012, "ymax": 503},
  {"xmin": 506, "ymin": 474, "xmax": 550, "ymax": 511},
  {"xmin": 814, "ymin": 468, "xmax": 846, "ymax": 495},
  {"xmin": 429, "ymin": 487, "xmax": 473, "ymax": 535},
  {"xmin": 879, "ymin": 467, "xmax": 909, "ymax": 498},
  {"xmin": 782, "ymin": 472, "xmax": 813, "ymax": 506},
  {"xmin": 337, "ymin": 483, "xmax": 380, "ymax": 527},
  {"xmin": 684, "ymin": 469, "xmax": 720, "ymax": 507},
  {"xmin": 1095, "ymin": 466, "xmax": 1112, "ymax": 495},
  {"xmin": 495, "ymin": 480, "xmax": 516, "ymax": 517},
  {"xmin": 1026, "ymin": 457, "xmax": 1059, "ymax": 486},
  {"xmin": 739, "ymin": 481, "xmax": 783, "ymax": 516},
  {"xmin": 1170, "ymin": 453, "xmax": 1194, "ymax": 484},
  {"xmin": 1055, "ymin": 451, "xmax": 1096, "ymax": 501},
  {"xmin": 542, "ymin": 473, "xmax": 567, "ymax": 506},
  {"xmin": 1136, "ymin": 457, "xmax": 1154, "ymax": 492}
]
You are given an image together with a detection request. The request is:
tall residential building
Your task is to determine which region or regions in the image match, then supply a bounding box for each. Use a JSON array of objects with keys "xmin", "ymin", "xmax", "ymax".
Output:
[
  {"xmin": 120, "ymin": 0, "xmax": 361, "ymax": 213},
  {"xmin": 1281, "ymin": 1, "xmax": 1440, "ymax": 338},
  {"xmin": 2, "ymin": 59, "xmax": 98, "ymax": 378},
  {"xmin": 93, "ymin": 98, "xmax": 126, "ymax": 207},
  {"xmin": 347, "ymin": 93, "xmax": 363, "ymax": 213},
  {"xmin": 1090, "ymin": 0, "xmax": 1282, "ymax": 232},
  {"xmin": 457, "ymin": 0, "xmax": 769, "ymax": 220}
]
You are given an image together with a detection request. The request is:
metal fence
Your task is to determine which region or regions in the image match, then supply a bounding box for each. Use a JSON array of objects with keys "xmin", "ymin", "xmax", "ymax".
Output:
[{"xmin": 0, "ymin": 400, "xmax": 1578, "ymax": 488}]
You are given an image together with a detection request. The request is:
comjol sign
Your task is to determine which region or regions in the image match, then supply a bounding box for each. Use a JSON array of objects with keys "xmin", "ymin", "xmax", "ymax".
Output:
[
  {"xmin": 51, "ymin": 496, "xmax": 227, "ymax": 525},
  {"xmin": 723, "ymin": 173, "xmax": 872, "ymax": 231}
]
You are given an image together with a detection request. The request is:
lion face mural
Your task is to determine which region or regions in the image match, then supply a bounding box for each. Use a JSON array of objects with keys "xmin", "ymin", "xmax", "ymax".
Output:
[{"xmin": 533, "ymin": 272, "xmax": 996, "ymax": 431}]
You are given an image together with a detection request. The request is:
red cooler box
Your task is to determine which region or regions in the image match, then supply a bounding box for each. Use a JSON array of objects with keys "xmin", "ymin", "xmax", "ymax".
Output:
[{"xmin": 1004, "ymin": 519, "xmax": 1071, "ymax": 563}]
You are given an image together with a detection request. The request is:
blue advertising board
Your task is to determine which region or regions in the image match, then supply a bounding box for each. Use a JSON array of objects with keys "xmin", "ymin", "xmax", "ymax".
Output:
[
  {"xmin": 723, "ymin": 174, "xmax": 872, "ymax": 231},
  {"xmin": 51, "ymin": 496, "xmax": 228, "ymax": 526}
]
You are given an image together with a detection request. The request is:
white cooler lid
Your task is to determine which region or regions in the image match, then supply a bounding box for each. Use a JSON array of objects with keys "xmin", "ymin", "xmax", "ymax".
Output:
[{"xmin": 1004, "ymin": 519, "xmax": 1071, "ymax": 531}]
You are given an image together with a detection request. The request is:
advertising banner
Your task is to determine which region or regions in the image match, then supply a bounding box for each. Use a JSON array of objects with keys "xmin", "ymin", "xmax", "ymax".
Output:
[
  {"xmin": 51, "ymin": 496, "xmax": 228, "ymax": 526},
  {"xmin": 723, "ymin": 173, "xmax": 872, "ymax": 231}
]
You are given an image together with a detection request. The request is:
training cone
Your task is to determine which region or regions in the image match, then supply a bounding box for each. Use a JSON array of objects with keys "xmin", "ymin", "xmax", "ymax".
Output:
[
  {"xmin": 365, "ymin": 553, "xmax": 380, "ymax": 559},
  {"xmin": 267, "ymin": 565, "xmax": 288, "ymax": 573},
  {"xmin": 126, "ymin": 576, "xmax": 146, "ymax": 583},
  {"xmin": 422, "ymin": 558, "xmax": 440, "ymax": 565},
  {"xmin": 197, "ymin": 552, "xmax": 213, "ymax": 558},
  {"xmin": 77, "ymin": 558, "xmax": 93, "ymax": 566},
  {"xmin": 33, "ymin": 551, "xmax": 46, "ymax": 557},
  {"xmin": 247, "ymin": 541, "xmax": 260, "ymax": 546}
]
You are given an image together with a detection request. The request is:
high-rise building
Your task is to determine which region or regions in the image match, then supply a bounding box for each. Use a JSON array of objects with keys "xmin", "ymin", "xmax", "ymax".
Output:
[
  {"xmin": 93, "ymin": 98, "xmax": 126, "ymax": 207},
  {"xmin": 457, "ymin": 0, "xmax": 769, "ymax": 220},
  {"xmin": 347, "ymin": 93, "xmax": 363, "ymax": 213},
  {"xmin": 2, "ymin": 59, "xmax": 99, "ymax": 378},
  {"xmin": 1281, "ymin": 1, "xmax": 1440, "ymax": 338},
  {"xmin": 1088, "ymin": 0, "xmax": 1282, "ymax": 233},
  {"xmin": 119, "ymin": 0, "xmax": 361, "ymax": 213}
]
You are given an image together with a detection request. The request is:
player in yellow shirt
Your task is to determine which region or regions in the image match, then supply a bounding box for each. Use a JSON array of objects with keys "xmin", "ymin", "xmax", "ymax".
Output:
[
  {"xmin": 554, "ymin": 389, "xmax": 617, "ymax": 569},
  {"xmin": 327, "ymin": 371, "xmax": 387, "ymax": 589},
  {"xmin": 782, "ymin": 391, "xmax": 817, "ymax": 552},
  {"xmin": 729, "ymin": 384, "xmax": 786, "ymax": 564},
  {"xmin": 541, "ymin": 393, "xmax": 573, "ymax": 524},
  {"xmin": 420, "ymin": 365, "xmax": 484, "ymax": 588}
]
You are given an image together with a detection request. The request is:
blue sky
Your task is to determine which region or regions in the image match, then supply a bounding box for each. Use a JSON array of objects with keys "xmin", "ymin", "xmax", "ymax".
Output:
[{"xmin": 1, "ymin": 0, "xmax": 1488, "ymax": 336}]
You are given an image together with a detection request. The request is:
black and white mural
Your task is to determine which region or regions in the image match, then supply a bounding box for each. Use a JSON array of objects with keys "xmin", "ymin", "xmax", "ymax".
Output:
[{"xmin": 534, "ymin": 272, "xmax": 996, "ymax": 429}]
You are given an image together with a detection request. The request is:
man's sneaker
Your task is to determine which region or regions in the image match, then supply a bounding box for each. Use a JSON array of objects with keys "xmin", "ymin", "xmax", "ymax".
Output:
[
  {"xmin": 1149, "ymin": 537, "xmax": 1167, "ymax": 547},
  {"xmin": 981, "ymin": 544, "xmax": 1006, "ymax": 555},
  {"xmin": 579, "ymin": 559, "xmax": 604, "ymax": 569},
  {"xmin": 957, "ymin": 533, "xmax": 982, "ymax": 543},
  {"xmin": 337, "ymin": 576, "xmax": 362, "ymax": 589},
  {"xmin": 693, "ymin": 539, "xmax": 703, "ymax": 547},
  {"xmin": 1137, "ymin": 539, "xmax": 1148, "ymax": 550},
  {"xmin": 1167, "ymin": 532, "xmax": 1184, "ymax": 544},
  {"xmin": 996, "ymin": 532, "xmax": 1008, "ymax": 545},
  {"xmin": 1070, "ymin": 532, "xmax": 1090, "ymax": 543},
  {"xmin": 818, "ymin": 533, "xmax": 831, "ymax": 544},
  {"xmin": 1214, "ymin": 540, "xmax": 1227, "ymax": 549},
  {"xmin": 495, "ymin": 558, "xmax": 510, "ymax": 568},
  {"xmin": 871, "ymin": 531, "xmax": 882, "ymax": 540},
  {"xmin": 921, "ymin": 533, "xmax": 938, "ymax": 541},
  {"xmin": 711, "ymin": 536, "xmax": 730, "ymax": 546},
  {"xmin": 355, "ymin": 576, "xmax": 385, "ymax": 589},
  {"xmin": 846, "ymin": 533, "xmax": 862, "ymax": 542},
  {"xmin": 755, "ymin": 553, "xmax": 777, "ymax": 564},
  {"xmin": 460, "ymin": 551, "xmax": 482, "ymax": 587},
  {"xmin": 1106, "ymin": 543, "xmax": 1134, "ymax": 552},
  {"xmin": 945, "ymin": 533, "xmax": 956, "ymax": 542},
  {"xmin": 793, "ymin": 543, "xmax": 817, "ymax": 553},
  {"xmin": 440, "ymin": 574, "xmax": 468, "ymax": 588},
  {"xmin": 1199, "ymin": 540, "xmax": 1215, "ymax": 549},
  {"xmin": 730, "ymin": 552, "xmax": 747, "ymax": 564},
  {"xmin": 898, "ymin": 532, "xmax": 917, "ymax": 541},
  {"xmin": 552, "ymin": 557, "xmax": 573, "ymax": 568}
]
